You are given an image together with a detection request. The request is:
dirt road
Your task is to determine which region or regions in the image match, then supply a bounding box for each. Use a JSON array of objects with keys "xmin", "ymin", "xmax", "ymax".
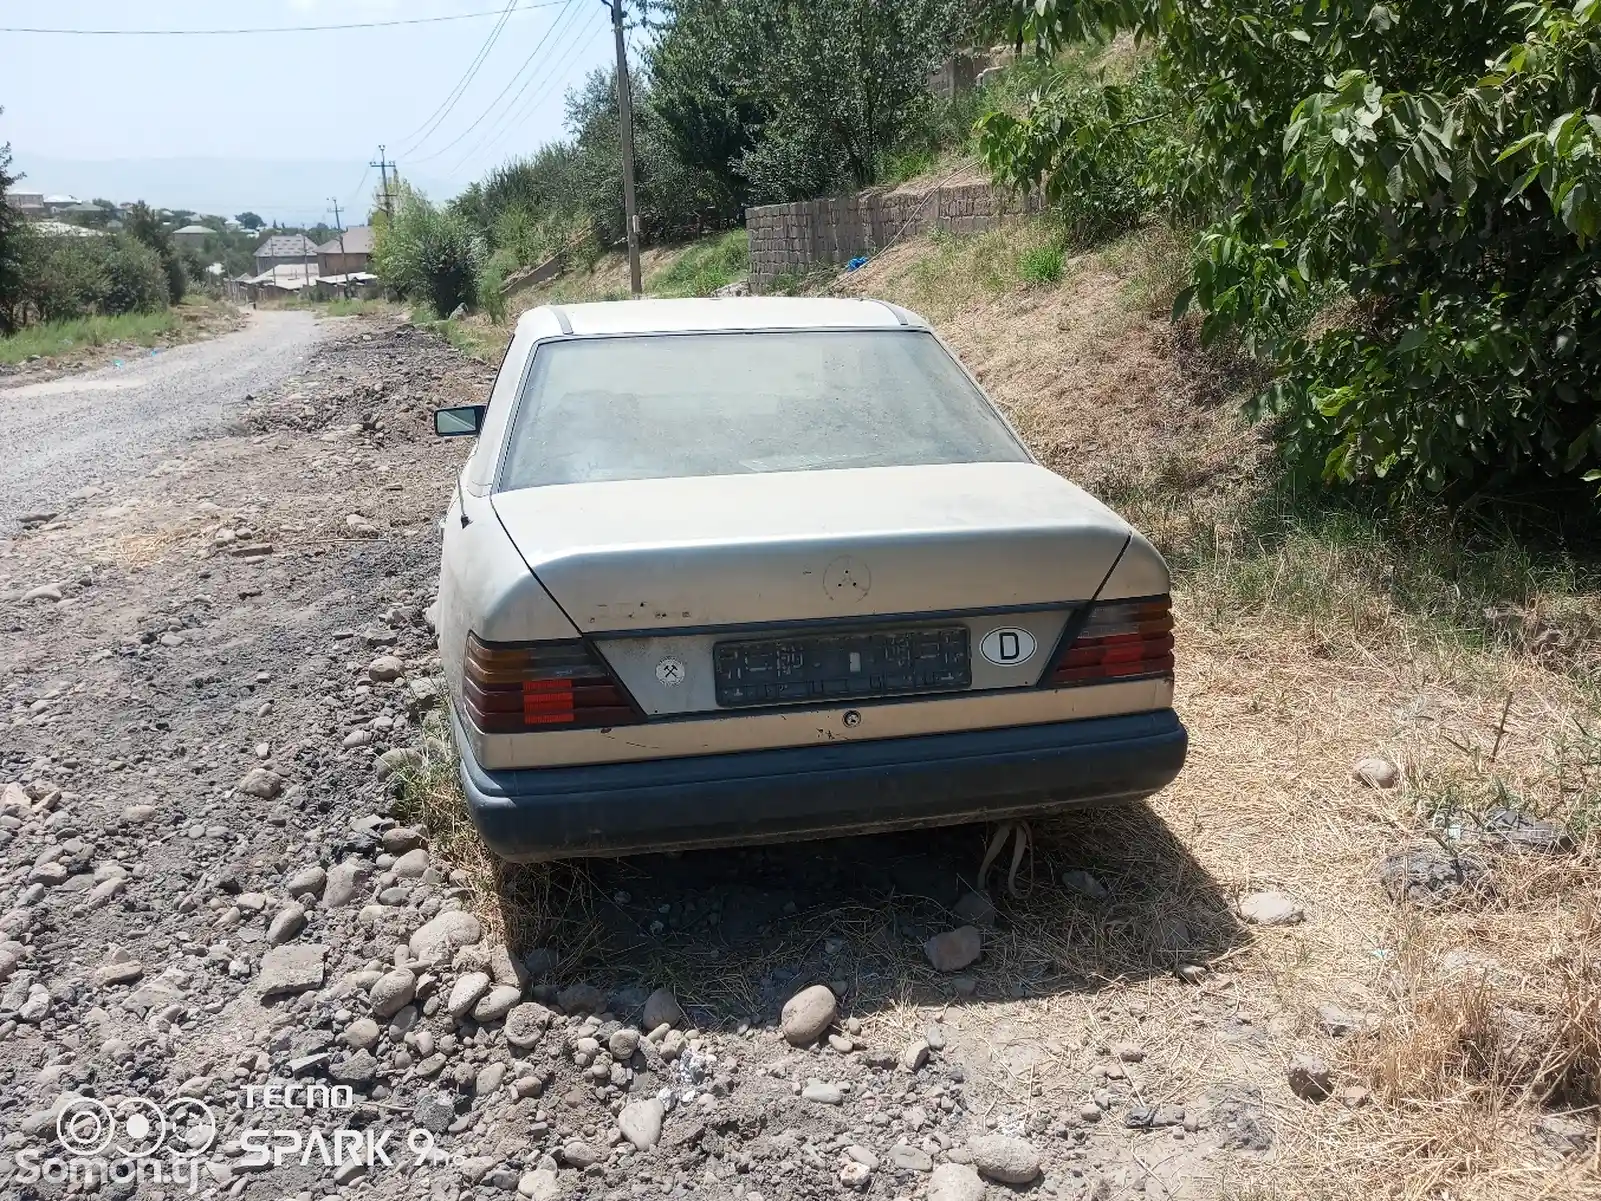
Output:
[{"xmin": 0, "ymin": 310, "xmax": 320, "ymax": 532}]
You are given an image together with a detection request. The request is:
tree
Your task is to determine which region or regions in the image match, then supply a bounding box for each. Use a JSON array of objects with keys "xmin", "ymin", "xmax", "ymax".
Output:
[
  {"xmin": 659, "ymin": 0, "xmax": 971, "ymax": 200},
  {"xmin": 983, "ymin": 0, "xmax": 1601, "ymax": 503},
  {"xmin": 125, "ymin": 201, "xmax": 186, "ymax": 303},
  {"xmin": 0, "ymin": 111, "xmax": 27, "ymax": 335},
  {"xmin": 236, "ymin": 211, "xmax": 265, "ymax": 230},
  {"xmin": 371, "ymin": 183, "xmax": 486, "ymax": 316},
  {"xmin": 646, "ymin": 5, "xmax": 768, "ymax": 214}
]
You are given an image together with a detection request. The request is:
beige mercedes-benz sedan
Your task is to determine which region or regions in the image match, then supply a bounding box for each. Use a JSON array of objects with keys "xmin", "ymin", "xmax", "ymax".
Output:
[{"xmin": 432, "ymin": 297, "xmax": 1184, "ymax": 861}]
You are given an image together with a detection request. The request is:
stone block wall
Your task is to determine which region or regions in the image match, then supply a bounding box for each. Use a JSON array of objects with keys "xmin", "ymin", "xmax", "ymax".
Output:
[{"xmin": 745, "ymin": 183, "xmax": 1040, "ymax": 293}]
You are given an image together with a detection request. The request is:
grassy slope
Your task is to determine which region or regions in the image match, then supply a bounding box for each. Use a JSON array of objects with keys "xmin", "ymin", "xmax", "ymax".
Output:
[
  {"xmin": 0, "ymin": 298, "xmax": 242, "ymax": 367},
  {"xmin": 438, "ymin": 229, "xmax": 752, "ymax": 362},
  {"xmin": 832, "ymin": 216, "xmax": 1601, "ymax": 1200}
]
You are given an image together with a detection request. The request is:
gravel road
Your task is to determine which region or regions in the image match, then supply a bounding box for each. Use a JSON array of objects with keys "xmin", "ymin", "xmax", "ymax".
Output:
[
  {"xmin": 0, "ymin": 317, "xmax": 1316, "ymax": 1201},
  {"xmin": 0, "ymin": 310, "xmax": 319, "ymax": 532}
]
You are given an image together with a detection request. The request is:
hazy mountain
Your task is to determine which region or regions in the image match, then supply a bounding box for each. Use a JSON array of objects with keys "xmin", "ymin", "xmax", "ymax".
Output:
[{"xmin": 7, "ymin": 153, "xmax": 456, "ymax": 225}]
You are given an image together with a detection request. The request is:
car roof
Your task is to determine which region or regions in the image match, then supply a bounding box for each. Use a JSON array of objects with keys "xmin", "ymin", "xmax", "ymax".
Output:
[{"xmin": 513, "ymin": 296, "xmax": 928, "ymax": 339}]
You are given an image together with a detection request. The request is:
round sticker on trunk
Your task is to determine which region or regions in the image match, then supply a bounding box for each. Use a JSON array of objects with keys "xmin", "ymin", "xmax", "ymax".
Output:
[
  {"xmin": 980, "ymin": 627, "xmax": 1036, "ymax": 666},
  {"xmin": 655, "ymin": 657, "xmax": 686, "ymax": 686}
]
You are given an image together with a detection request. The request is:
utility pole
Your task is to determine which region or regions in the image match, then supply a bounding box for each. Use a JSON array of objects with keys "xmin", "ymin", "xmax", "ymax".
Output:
[
  {"xmin": 608, "ymin": 0, "xmax": 642, "ymax": 297},
  {"xmin": 329, "ymin": 198, "xmax": 349, "ymax": 297},
  {"xmin": 370, "ymin": 145, "xmax": 396, "ymax": 220}
]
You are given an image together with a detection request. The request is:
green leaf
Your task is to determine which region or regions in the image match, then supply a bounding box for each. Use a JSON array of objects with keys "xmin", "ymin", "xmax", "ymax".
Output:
[
  {"xmin": 1495, "ymin": 132, "xmax": 1543, "ymax": 163},
  {"xmin": 1396, "ymin": 328, "xmax": 1428, "ymax": 353},
  {"xmin": 1171, "ymin": 285, "xmax": 1196, "ymax": 321}
]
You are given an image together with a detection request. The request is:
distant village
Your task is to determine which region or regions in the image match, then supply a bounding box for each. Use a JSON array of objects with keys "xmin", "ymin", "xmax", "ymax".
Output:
[{"xmin": 3, "ymin": 187, "xmax": 377, "ymax": 302}]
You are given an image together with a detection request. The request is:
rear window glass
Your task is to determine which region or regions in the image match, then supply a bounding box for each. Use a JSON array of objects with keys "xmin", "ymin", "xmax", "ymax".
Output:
[{"xmin": 496, "ymin": 329, "xmax": 1029, "ymax": 489}]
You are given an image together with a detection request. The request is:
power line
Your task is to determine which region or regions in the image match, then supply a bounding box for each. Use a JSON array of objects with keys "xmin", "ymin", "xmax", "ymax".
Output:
[
  {"xmin": 406, "ymin": 0, "xmax": 582, "ymax": 166},
  {"xmin": 0, "ymin": 4, "xmax": 569, "ymax": 36},
  {"xmin": 344, "ymin": 165, "xmax": 373, "ymax": 211},
  {"xmin": 395, "ymin": 0, "xmax": 521, "ymax": 158},
  {"xmin": 439, "ymin": 5, "xmax": 604, "ymax": 175}
]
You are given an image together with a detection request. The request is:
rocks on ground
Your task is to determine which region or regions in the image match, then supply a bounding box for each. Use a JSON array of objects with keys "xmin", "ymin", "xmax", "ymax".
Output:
[{"xmin": 781, "ymin": 983, "xmax": 837, "ymax": 1046}]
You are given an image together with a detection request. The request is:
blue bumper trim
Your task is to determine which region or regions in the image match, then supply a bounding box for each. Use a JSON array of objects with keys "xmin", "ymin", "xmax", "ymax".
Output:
[{"xmin": 452, "ymin": 706, "xmax": 1187, "ymax": 862}]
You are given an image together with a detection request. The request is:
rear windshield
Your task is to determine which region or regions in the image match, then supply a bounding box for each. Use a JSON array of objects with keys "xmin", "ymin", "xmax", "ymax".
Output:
[{"xmin": 496, "ymin": 329, "xmax": 1029, "ymax": 489}]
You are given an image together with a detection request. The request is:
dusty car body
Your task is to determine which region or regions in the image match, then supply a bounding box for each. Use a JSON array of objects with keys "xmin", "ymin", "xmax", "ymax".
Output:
[{"xmin": 434, "ymin": 298, "xmax": 1185, "ymax": 861}]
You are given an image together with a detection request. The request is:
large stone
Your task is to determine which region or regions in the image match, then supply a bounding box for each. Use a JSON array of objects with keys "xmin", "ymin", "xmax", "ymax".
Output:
[
  {"xmin": 901, "ymin": 1039, "xmax": 930, "ymax": 1072},
  {"xmin": 324, "ymin": 859, "xmax": 371, "ymax": 906},
  {"xmin": 331, "ymin": 1050, "xmax": 377, "ymax": 1086},
  {"xmin": 928, "ymin": 1163, "xmax": 986, "ymax": 1201},
  {"xmin": 839, "ymin": 1161, "xmax": 872, "ymax": 1190},
  {"xmin": 472, "ymin": 984, "xmax": 522, "ymax": 1023},
  {"xmin": 1352, "ymin": 756, "xmax": 1400, "ymax": 788},
  {"xmin": 1237, "ymin": 891, "xmax": 1303, "ymax": 926},
  {"xmin": 93, "ymin": 949, "xmax": 144, "ymax": 987},
  {"xmin": 1484, "ymin": 806, "xmax": 1572, "ymax": 854},
  {"xmin": 561, "ymin": 1141, "xmax": 605, "ymax": 1168},
  {"xmin": 285, "ymin": 866, "xmax": 327, "ymax": 898},
  {"xmin": 447, "ymin": 971, "xmax": 491, "ymax": 1019},
  {"xmin": 556, "ymin": 982, "xmax": 606, "ymax": 1014},
  {"xmin": 781, "ymin": 984, "xmax": 837, "ymax": 1046},
  {"xmin": 368, "ymin": 656, "xmax": 405, "ymax": 683},
  {"xmin": 967, "ymin": 1135, "xmax": 1041, "ymax": 1184},
  {"xmin": 258, "ymin": 945, "xmax": 326, "ymax": 996},
  {"xmin": 1316, "ymin": 1004, "xmax": 1377, "ymax": 1038},
  {"xmin": 924, "ymin": 926, "xmax": 982, "ymax": 973},
  {"xmin": 409, "ymin": 910, "xmax": 482, "ymax": 964},
  {"xmin": 1536, "ymin": 1113, "xmax": 1595, "ymax": 1157},
  {"xmin": 381, "ymin": 826, "xmax": 425, "ymax": 855},
  {"xmin": 1378, "ymin": 847, "xmax": 1494, "ymax": 907},
  {"xmin": 504, "ymin": 1002, "xmax": 554, "ymax": 1050},
  {"xmin": 618, "ymin": 1098, "xmax": 665, "ymax": 1150},
  {"xmin": 236, "ymin": 768, "xmax": 284, "ymax": 799},
  {"xmin": 1287, "ymin": 1053, "xmax": 1333, "ymax": 1101},
  {"xmin": 342, "ymin": 1017, "xmax": 381, "ymax": 1051},
  {"xmin": 370, "ymin": 968, "xmax": 417, "ymax": 1019},
  {"xmin": 642, "ymin": 986, "xmax": 682, "ymax": 1030},
  {"xmin": 517, "ymin": 1168, "xmax": 560, "ymax": 1200},
  {"xmin": 266, "ymin": 903, "xmax": 306, "ymax": 945},
  {"xmin": 888, "ymin": 1144, "xmax": 933, "ymax": 1172},
  {"xmin": 801, "ymin": 1079, "xmax": 843, "ymax": 1105},
  {"xmin": 393, "ymin": 847, "xmax": 431, "ymax": 879}
]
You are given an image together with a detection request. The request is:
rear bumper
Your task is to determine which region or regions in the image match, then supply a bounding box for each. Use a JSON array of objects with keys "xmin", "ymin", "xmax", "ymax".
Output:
[{"xmin": 451, "ymin": 705, "xmax": 1187, "ymax": 862}]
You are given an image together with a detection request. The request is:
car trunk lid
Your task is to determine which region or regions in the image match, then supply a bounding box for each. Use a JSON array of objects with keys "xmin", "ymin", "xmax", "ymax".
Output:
[{"xmin": 490, "ymin": 462, "xmax": 1130, "ymax": 633}]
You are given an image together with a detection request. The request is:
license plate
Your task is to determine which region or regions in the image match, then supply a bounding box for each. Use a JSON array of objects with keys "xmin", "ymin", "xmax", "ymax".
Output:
[{"xmin": 713, "ymin": 626, "xmax": 971, "ymax": 708}]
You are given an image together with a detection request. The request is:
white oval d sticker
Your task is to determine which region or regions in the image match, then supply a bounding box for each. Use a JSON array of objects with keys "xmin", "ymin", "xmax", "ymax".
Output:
[{"xmin": 980, "ymin": 627, "xmax": 1036, "ymax": 667}]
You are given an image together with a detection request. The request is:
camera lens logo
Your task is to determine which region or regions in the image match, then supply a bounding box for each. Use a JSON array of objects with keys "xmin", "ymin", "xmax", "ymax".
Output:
[
  {"xmin": 56, "ymin": 1096, "xmax": 217, "ymax": 1160},
  {"xmin": 56, "ymin": 1098, "xmax": 114, "ymax": 1157}
]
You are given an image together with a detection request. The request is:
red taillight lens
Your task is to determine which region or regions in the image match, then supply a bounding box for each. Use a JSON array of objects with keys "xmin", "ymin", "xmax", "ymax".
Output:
[
  {"xmin": 462, "ymin": 635, "xmax": 641, "ymax": 732},
  {"xmin": 1046, "ymin": 596, "xmax": 1174, "ymax": 687}
]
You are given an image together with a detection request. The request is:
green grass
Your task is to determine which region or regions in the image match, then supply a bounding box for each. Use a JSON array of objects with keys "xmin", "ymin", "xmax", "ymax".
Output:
[
  {"xmin": 0, "ymin": 310, "xmax": 183, "ymax": 365},
  {"xmin": 427, "ymin": 317, "xmax": 507, "ymax": 363},
  {"xmin": 323, "ymin": 297, "xmax": 391, "ymax": 317},
  {"xmin": 1019, "ymin": 243, "xmax": 1066, "ymax": 285},
  {"xmin": 1106, "ymin": 456, "xmax": 1601, "ymax": 697},
  {"xmin": 646, "ymin": 228, "xmax": 749, "ymax": 298}
]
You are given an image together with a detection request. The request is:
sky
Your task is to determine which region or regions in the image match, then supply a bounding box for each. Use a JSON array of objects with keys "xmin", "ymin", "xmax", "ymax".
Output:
[{"xmin": 0, "ymin": 0, "xmax": 622, "ymax": 225}]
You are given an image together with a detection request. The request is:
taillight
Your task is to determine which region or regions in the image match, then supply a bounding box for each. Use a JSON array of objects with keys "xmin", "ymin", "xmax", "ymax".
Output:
[
  {"xmin": 462, "ymin": 635, "xmax": 641, "ymax": 732},
  {"xmin": 1046, "ymin": 596, "xmax": 1174, "ymax": 686}
]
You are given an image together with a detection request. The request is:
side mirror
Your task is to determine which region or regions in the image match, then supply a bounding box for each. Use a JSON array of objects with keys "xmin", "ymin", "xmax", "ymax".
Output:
[{"xmin": 434, "ymin": 405, "xmax": 485, "ymax": 437}]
